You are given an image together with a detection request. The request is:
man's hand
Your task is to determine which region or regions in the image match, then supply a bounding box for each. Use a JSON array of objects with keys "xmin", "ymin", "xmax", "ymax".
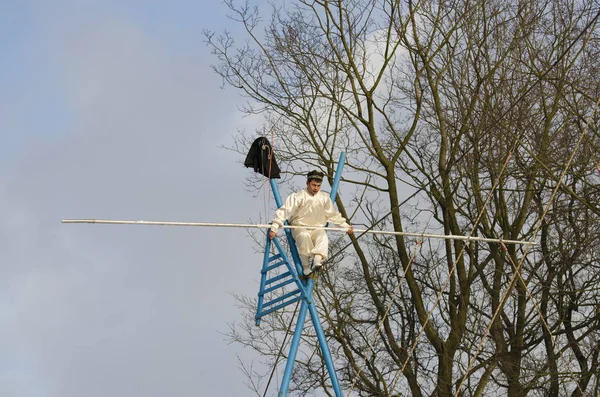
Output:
[
  {"xmin": 269, "ymin": 230, "xmax": 277, "ymax": 240},
  {"xmin": 347, "ymin": 226, "xmax": 354, "ymax": 236}
]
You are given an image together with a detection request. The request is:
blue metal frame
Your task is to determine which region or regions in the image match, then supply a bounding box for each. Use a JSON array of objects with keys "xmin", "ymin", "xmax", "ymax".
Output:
[
  {"xmin": 257, "ymin": 153, "xmax": 346, "ymax": 397},
  {"xmin": 255, "ymin": 236, "xmax": 307, "ymax": 326}
]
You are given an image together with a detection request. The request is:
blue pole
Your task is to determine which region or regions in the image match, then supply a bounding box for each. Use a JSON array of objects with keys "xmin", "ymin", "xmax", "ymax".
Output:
[
  {"xmin": 270, "ymin": 178, "xmax": 284, "ymax": 208},
  {"xmin": 275, "ymin": 153, "xmax": 346, "ymax": 396},
  {"xmin": 306, "ymin": 293, "xmax": 343, "ymax": 396},
  {"xmin": 255, "ymin": 234, "xmax": 272, "ymax": 326},
  {"xmin": 305, "ymin": 151, "xmax": 346, "ymax": 396},
  {"xmin": 330, "ymin": 152, "xmax": 346, "ymax": 201},
  {"xmin": 278, "ymin": 283, "xmax": 313, "ymax": 396},
  {"xmin": 270, "ymin": 178, "xmax": 307, "ymax": 396},
  {"xmin": 270, "ymin": 179, "xmax": 304, "ymax": 276}
]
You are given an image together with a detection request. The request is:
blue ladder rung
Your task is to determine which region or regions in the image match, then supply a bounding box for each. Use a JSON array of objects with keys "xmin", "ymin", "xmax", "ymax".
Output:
[
  {"xmin": 257, "ymin": 296, "xmax": 304, "ymax": 318},
  {"xmin": 256, "ymin": 229, "xmax": 307, "ymax": 323},
  {"xmin": 261, "ymin": 289, "xmax": 302, "ymax": 309},
  {"xmin": 256, "ymin": 293, "xmax": 303, "ymax": 319},
  {"xmin": 262, "ymin": 261, "xmax": 286, "ymax": 274},
  {"xmin": 258, "ymin": 278, "xmax": 295, "ymax": 296},
  {"xmin": 265, "ymin": 271, "xmax": 292, "ymax": 285}
]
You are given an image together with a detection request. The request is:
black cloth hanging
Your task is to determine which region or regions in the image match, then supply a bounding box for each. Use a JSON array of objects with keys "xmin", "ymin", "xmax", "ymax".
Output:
[{"xmin": 244, "ymin": 137, "xmax": 281, "ymax": 178}]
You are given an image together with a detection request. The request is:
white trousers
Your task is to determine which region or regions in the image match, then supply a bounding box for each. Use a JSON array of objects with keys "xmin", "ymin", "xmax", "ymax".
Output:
[{"xmin": 291, "ymin": 227, "xmax": 328, "ymax": 259}]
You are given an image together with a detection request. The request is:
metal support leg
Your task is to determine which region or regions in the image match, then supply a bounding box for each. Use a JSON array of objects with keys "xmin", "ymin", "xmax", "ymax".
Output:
[
  {"xmin": 275, "ymin": 152, "xmax": 347, "ymax": 396},
  {"xmin": 279, "ymin": 283, "xmax": 312, "ymax": 396},
  {"xmin": 306, "ymin": 279, "xmax": 344, "ymax": 397},
  {"xmin": 278, "ymin": 280, "xmax": 343, "ymax": 397}
]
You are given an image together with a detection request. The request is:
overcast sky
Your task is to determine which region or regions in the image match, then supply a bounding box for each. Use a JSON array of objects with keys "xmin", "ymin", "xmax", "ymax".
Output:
[{"xmin": 0, "ymin": 1, "xmax": 289, "ymax": 396}]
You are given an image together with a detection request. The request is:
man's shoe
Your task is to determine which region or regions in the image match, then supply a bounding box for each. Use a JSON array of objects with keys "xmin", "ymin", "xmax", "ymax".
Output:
[
  {"xmin": 313, "ymin": 255, "xmax": 323, "ymax": 270},
  {"xmin": 303, "ymin": 267, "xmax": 313, "ymax": 276}
]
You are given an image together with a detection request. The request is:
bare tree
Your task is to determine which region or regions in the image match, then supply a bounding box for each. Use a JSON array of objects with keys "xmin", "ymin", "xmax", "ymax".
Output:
[{"xmin": 205, "ymin": 0, "xmax": 600, "ymax": 395}]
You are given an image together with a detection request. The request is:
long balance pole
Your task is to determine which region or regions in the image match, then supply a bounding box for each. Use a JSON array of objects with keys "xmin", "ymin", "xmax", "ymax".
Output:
[
  {"xmin": 61, "ymin": 220, "xmax": 534, "ymax": 246},
  {"xmin": 61, "ymin": 152, "xmax": 534, "ymax": 394}
]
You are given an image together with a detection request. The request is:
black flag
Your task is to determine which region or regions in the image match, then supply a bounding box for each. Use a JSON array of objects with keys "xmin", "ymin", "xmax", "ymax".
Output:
[{"xmin": 244, "ymin": 137, "xmax": 281, "ymax": 178}]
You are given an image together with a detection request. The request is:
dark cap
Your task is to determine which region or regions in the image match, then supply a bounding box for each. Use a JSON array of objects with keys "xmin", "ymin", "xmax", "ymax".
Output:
[{"xmin": 307, "ymin": 170, "xmax": 324, "ymax": 182}]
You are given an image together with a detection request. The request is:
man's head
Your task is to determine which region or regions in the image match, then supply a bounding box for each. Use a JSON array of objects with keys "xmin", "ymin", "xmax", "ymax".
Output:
[{"xmin": 306, "ymin": 170, "xmax": 324, "ymax": 195}]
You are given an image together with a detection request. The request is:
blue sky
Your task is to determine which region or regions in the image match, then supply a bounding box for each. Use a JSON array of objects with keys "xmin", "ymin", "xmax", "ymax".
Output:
[{"xmin": 0, "ymin": 1, "xmax": 284, "ymax": 396}]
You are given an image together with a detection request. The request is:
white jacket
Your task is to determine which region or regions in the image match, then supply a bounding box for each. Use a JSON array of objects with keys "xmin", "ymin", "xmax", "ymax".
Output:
[{"xmin": 270, "ymin": 188, "xmax": 350, "ymax": 232}]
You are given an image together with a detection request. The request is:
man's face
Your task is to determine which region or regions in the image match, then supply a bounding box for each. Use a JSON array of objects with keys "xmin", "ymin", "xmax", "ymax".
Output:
[{"xmin": 307, "ymin": 180, "xmax": 322, "ymax": 195}]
